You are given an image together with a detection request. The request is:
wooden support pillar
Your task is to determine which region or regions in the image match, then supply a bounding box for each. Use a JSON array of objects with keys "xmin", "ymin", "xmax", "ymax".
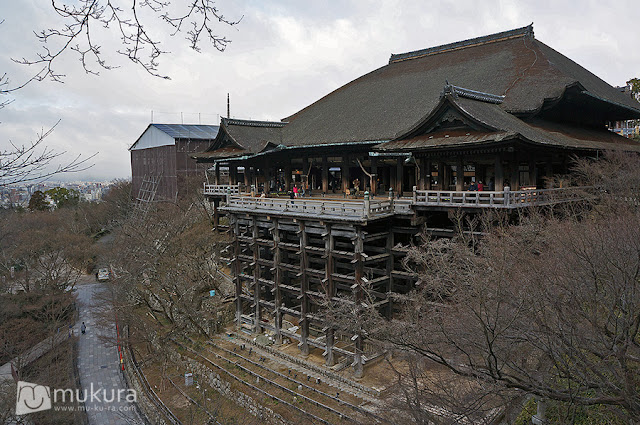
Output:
[
  {"xmin": 385, "ymin": 224, "xmax": 394, "ymax": 318},
  {"xmin": 342, "ymin": 156, "xmax": 350, "ymax": 194},
  {"xmin": 299, "ymin": 222, "xmax": 309, "ymax": 356},
  {"xmin": 213, "ymin": 199, "xmax": 220, "ymax": 228},
  {"xmin": 510, "ymin": 154, "xmax": 519, "ymax": 190},
  {"xmin": 495, "ymin": 155, "xmax": 504, "ymax": 191},
  {"xmin": 475, "ymin": 163, "xmax": 484, "ymax": 187},
  {"xmin": 324, "ymin": 224, "xmax": 335, "ymax": 366},
  {"xmin": 418, "ymin": 158, "xmax": 427, "ymax": 190},
  {"xmin": 353, "ymin": 227, "xmax": 365, "ymax": 378},
  {"xmin": 302, "ymin": 156, "xmax": 310, "ymax": 192},
  {"xmin": 456, "ymin": 157, "xmax": 464, "ymax": 191},
  {"xmin": 425, "ymin": 159, "xmax": 432, "ymax": 190},
  {"xmin": 389, "ymin": 163, "xmax": 395, "ymax": 193},
  {"xmin": 264, "ymin": 161, "xmax": 272, "ymax": 194},
  {"xmin": 214, "ymin": 164, "xmax": 220, "ymax": 185},
  {"xmin": 370, "ymin": 157, "xmax": 378, "ymax": 196},
  {"xmin": 230, "ymin": 165, "xmax": 238, "ymax": 185},
  {"xmin": 272, "ymin": 219, "xmax": 283, "ymax": 344},
  {"xmin": 252, "ymin": 218, "xmax": 261, "ymax": 333},
  {"xmin": 232, "ymin": 216, "xmax": 243, "ymax": 329},
  {"xmin": 322, "ymin": 156, "xmax": 329, "ymax": 194},
  {"xmin": 284, "ymin": 162, "xmax": 292, "ymax": 191},
  {"xmin": 244, "ymin": 165, "xmax": 251, "ymax": 188},
  {"xmin": 438, "ymin": 161, "xmax": 446, "ymax": 190},
  {"xmin": 252, "ymin": 167, "xmax": 259, "ymax": 190},
  {"xmin": 528, "ymin": 158, "xmax": 536, "ymax": 188},
  {"xmin": 395, "ymin": 158, "xmax": 403, "ymax": 196}
]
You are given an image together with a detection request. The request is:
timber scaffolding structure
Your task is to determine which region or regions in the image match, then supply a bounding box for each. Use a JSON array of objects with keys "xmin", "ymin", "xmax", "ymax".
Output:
[
  {"xmin": 205, "ymin": 185, "xmax": 588, "ymax": 378},
  {"xmin": 194, "ymin": 24, "xmax": 640, "ymax": 378}
]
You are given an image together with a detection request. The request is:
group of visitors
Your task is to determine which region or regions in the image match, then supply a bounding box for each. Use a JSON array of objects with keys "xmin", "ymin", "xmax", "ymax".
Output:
[{"xmin": 468, "ymin": 180, "xmax": 484, "ymax": 191}]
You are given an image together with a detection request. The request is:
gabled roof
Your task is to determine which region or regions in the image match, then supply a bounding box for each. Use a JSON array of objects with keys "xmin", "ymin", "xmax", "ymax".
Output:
[
  {"xmin": 279, "ymin": 24, "xmax": 640, "ymax": 149},
  {"xmin": 130, "ymin": 123, "xmax": 220, "ymax": 151},
  {"xmin": 376, "ymin": 88, "xmax": 640, "ymax": 153},
  {"xmin": 198, "ymin": 118, "xmax": 285, "ymax": 160}
]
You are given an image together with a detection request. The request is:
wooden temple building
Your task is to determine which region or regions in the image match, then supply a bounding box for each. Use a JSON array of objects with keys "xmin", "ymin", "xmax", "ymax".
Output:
[
  {"xmin": 130, "ymin": 123, "xmax": 220, "ymax": 201},
  {"xmin": 196, "ymin": 25, "xmax": 640, "ymax": 377}
]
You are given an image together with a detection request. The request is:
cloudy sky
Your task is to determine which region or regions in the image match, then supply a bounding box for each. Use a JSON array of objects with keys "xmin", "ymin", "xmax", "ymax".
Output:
[{"xmin": 1, "ymin": 0, "xmax": 639, "ymax": 182}]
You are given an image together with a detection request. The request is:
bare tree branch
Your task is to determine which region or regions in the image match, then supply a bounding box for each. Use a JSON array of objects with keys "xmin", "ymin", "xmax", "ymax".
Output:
[
  {"xmin": 9, "ymin": 0, "xmax": 242, "ymax": 83},
  {"xmin": 0, "ymin": 121, "xmax": 96, "ymax": 187}
]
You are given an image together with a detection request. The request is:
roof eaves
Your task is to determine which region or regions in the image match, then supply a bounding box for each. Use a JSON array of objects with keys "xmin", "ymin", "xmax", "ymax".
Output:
[
  {"xmin": 389, "ymin": 24, "xmax": 534, "ymax": 64},
  {"xmin": 580, "ymin": 90, "xmax": 640, "ymax": 118},
  {"xmin": 213, "ymin": 140, "xmax": 384, "ymax": 163}
]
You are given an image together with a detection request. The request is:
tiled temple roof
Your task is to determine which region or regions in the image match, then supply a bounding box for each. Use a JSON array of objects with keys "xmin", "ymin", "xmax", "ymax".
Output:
[{"xmin": 389, "ymin": 24, "xmax": 534, "ymax": 63}]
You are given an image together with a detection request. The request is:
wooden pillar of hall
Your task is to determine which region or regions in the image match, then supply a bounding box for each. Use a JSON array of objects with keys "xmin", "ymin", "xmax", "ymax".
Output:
[
  {"xmin": 252, "ymin": 218, "xmax": 262, "ymax": 333},
  {"xmin": 229, "ymin": 165, "xmax": 238, "ymax": 185},
  {"xmin": 284, "ymin": 161, "xmax": 292, "ymax": 191},
  {"xmin": 418, "ymin": 158, "xmax": 428, "ymax": 190},
  {"xmin": 302, "ymin": 156, "xmax": 310, "ymax": 192},
  {"xmin": 322, "ymin": 156, "xmax": 329, "ymax": 194},
  {"xmin": 370, "ymin": 157, "xmax": 378, "ymax": 196},
  {"xmin": 495, "ymin": 155, "xmax": 504, "ymax": 191},
  {"xmin": 264, "ymin": 160, "xmax": 272, "ymax": 194},
  {"xmin": 395, "ymin": 158, "xmax": 403, "ymax": 196},
  {"xmin": 272, "ymin": 219, "xmax": 283, "ymax": 344},
  {"xmin": 385, "ymin": 224, "xmax": 394, "ymax": 318},
  {"xmin": 456, "ymin": 157, "xmax": 464, "ymax": 191},
  {"xmin": 438, "ymin": 161, "xmax": 447, "ymax": 190},
  {"xmin": 324, "ymin": 224, "xmax": 335, "ymax": 366},
  {"xmin": 232, "ymin": 217, "xmax": 243, "ymax": 329},
  {"xmin": 244, "ymin": 165, "xmax": 251, "ymax": 188},
  {"xmin": 353, "ymin": 228, "xmax": 365, "ymax": 378},
  {"xmin": 214, "ymin": 164, "xmax": 220, "ymax": 185},
  {"xmin": 510, "ymin": 154, "xmax": 520, "ymax": 190},
  {"xmin": 213, "ymin": 199, "xmax": 220, "ymax": 228},
  {"xmin": 299, "ymin": 221, "xmax": 310, "ymax": 356},
  {"xmin": 342, "ymin": 156, "xmax": 350, "ymax": 194},
  {"xmin": 528, "ymin": 158, "xmax": 537, "ymax": 188}
]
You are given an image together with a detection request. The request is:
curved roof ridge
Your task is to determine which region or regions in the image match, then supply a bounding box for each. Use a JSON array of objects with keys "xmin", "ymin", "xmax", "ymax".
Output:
[
  {"xmin": 223, "ymin": 117, "xmax": 288, "ymax": 128},
  {"xmin": 443, "ymin": 84, "xmax": 505, "ymax": 104},
  {"xmin": 389, "ymin": 24, "xmax": 534, "ymax": 64}
]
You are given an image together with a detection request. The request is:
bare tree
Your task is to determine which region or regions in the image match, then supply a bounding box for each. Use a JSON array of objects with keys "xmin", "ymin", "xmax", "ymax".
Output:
[
  {"xmin": 341, "ymin": 153, "xmax": 640, "ymax": 424},
  {"xmin": 1, "ymin": 2, "xmax": 240, "ymax": 185},
  {"xmin": 0, "ymin": 209, "xmax": 93, "ymax": 293},
  {"xmin": 110, "ymin": 193, "xmax": 229, "ymax": 340}
]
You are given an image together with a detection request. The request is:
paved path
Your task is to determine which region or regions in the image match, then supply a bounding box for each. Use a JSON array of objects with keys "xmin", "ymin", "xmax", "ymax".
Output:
[{"xmin": 75, "ymin": 277, "xmax": 145, "ymax": 424}]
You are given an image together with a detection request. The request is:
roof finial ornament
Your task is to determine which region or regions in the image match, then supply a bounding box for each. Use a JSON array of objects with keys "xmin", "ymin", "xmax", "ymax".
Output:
[
  {"xmin": 441, "ymin": 81, "xmax": 455, "ymax": 98},
  {"xmin": 526, "ymin": 22, "xmax": 534, "ymax": 37}
]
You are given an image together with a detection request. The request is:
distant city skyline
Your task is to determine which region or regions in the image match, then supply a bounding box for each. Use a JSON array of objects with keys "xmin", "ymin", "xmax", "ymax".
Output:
[{"xmin": 1, "ymin": 1, "xmax": 639, "ymax": 181}]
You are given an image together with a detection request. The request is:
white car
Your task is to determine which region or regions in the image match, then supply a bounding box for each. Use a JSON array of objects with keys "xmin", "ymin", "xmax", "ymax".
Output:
[{"xmin": 97, "ymin": 268, "xmax": 110, "ymax": 281}]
